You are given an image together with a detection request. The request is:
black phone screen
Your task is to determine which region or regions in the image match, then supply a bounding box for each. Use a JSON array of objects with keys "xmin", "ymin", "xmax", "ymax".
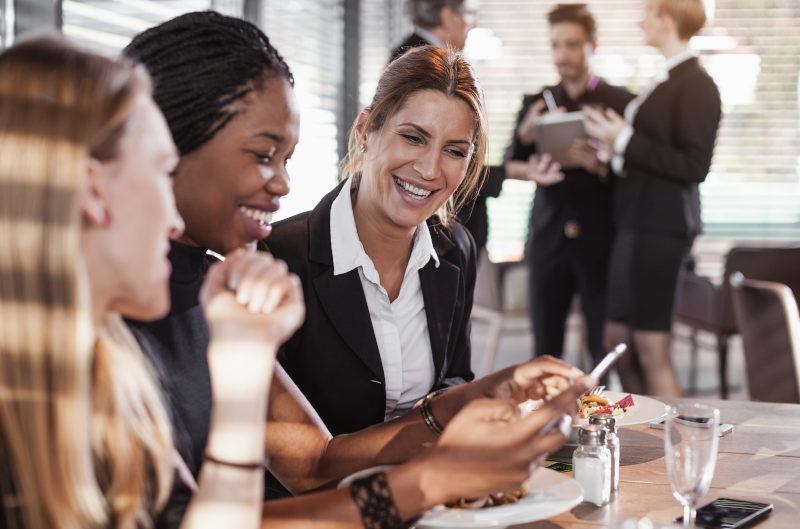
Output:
[{"xmin": 675, "ymin": 498, "xmax": 772, "ymax": 528}]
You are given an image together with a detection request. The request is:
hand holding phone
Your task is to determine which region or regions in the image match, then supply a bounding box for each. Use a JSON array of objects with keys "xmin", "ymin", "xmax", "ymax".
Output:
[{"xmin": 538, "ymin": 344, "xmax": 627, "ymax": 436}]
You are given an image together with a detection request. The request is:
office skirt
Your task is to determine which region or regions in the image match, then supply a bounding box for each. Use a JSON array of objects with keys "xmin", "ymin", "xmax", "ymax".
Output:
[{"xmin": 606, "ymin": 229, "xmax": 694, "ymax": 332}]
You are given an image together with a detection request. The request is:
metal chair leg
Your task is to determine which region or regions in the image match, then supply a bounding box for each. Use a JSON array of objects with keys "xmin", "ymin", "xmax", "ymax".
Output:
[
  {"xmin": 718, "ymin": 333, "xmax": 729, "ymax": 399},
  {"xmin": 688, "ymin": 328, "xmax": 699, "ymax": 395},
  {"xmin": 479, "ymin": 313, "xmax": 503, "ymax": 378}
]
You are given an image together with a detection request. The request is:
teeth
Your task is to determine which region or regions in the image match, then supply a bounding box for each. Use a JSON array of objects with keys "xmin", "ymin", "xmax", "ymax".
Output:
[
  {"xmin": 393, "ymin": 176, "xmax": 432, "ymax": 200},
  {"xmin": 238, "ymin": 205, "xmax": 273, "ymax": 226}
]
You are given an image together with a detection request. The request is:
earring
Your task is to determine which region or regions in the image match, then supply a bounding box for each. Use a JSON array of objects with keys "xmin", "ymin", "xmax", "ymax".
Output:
[{"xmin": 359, "ymin": 144, "xmax": 366, "ymax": 153}]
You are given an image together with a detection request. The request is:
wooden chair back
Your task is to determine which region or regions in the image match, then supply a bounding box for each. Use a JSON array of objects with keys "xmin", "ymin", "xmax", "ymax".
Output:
[{"xmin": 730, "ymin": 273, "xmax": 800, "ymax": 403}]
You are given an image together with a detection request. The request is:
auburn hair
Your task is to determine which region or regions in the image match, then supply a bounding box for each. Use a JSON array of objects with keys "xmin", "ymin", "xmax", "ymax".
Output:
[
  {"xmin": 649, "ymin": 0, "xmax": 707, "ymax": 40},
  {"xmin": 0, "ymin": 36, "xmax": 173, "ymax": 529},
  {"xmin": 339, "ymin": 45, "xmax": 488, "ymax": 226}
]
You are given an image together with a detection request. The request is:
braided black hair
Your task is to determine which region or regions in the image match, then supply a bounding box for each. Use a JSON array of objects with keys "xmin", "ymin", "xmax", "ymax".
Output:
[{"xmin": 124, "ymin": 11, "xmax": 294, "ymax": 155}]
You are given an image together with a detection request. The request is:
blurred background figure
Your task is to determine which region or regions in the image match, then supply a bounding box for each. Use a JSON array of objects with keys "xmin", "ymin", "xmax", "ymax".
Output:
[
  {"xmin": 392, "ymin": 0, "xmax": 479, "ymax": 61},
  {"xmin": 584, "ymin": 0, "xmax": 721, "ymax": 397},
  {"xmin": 504, "ymin": 4, "xmax": 634, "ymax": 377}
]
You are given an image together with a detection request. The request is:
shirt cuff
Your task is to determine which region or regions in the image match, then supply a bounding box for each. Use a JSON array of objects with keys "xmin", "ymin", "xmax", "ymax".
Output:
[
  {"xmin": 610, "ymin": 125, "xmax": 634, "ymax": 176},
  {"xmin": 613, "ymin": 124, "xmax": 634, "ymax": 155}
]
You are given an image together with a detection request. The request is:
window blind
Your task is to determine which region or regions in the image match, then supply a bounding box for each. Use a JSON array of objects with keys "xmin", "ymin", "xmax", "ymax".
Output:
[{"xmin": 263, "ymin": 0, "xmax": 344, "ymax": 222}]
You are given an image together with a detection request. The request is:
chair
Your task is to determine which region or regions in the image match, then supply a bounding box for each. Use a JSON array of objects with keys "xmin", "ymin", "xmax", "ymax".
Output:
[
  {"xmin": 674, "ymin": 245, "xmax": 800, "ymax": 397},
  {"xmin": 730, "ymin": 273, "xmax": 800, "ymax": 403},
  {"xmin": 471, "ymin": 251, "xmax": 528, "ymax": 377}
]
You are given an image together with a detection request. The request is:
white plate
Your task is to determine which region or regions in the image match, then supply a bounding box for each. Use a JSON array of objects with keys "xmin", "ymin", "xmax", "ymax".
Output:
[
  {"xmin": 574, "ymin": 391, "xmax": 667, "ymax": 427},
  {"xmin": 339, "ymin": 466, "xmax": 583, "ymax": 529}
]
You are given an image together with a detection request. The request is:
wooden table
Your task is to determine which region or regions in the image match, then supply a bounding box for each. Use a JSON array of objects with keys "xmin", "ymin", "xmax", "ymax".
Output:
[{"xmin": 521, "ymin": 397, "xmax": 800, "ymax": 528}]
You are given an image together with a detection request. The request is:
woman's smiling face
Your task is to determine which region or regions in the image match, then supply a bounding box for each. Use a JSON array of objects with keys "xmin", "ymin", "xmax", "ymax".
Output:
[
  {"xmin": 171, "ymin": 76, "xmax": 300, "ymax": 254},
  {"xmin": 357, "ymin": 89, "xmax": 475, "ymax": 229}
]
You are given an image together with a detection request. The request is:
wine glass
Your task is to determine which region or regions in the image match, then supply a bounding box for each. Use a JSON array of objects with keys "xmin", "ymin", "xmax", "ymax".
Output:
[{"xmin": 664, "ymin": 404, "xmax": 720, "ymax": 527}]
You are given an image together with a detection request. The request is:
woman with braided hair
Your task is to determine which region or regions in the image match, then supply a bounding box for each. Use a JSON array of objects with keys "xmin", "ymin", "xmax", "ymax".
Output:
[{"xmin": 123, "ymin": 11, "xmax": 595, "ymax": 529}]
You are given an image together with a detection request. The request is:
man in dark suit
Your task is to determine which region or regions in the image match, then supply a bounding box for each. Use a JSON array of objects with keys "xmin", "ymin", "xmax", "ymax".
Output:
[
  {"xmin": 505, "ymin": 4, "xmax": 635, "ymax": 371},
  {"xmin": 391, "ymin": 0, "xmax": 507, "ymax": 254}
]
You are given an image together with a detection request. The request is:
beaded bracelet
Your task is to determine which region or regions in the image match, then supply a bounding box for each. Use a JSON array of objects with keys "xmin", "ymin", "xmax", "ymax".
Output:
[
  {"xmin": 420, "ymin": 392, "xmax": 444, "ymax": 436},
  {"xmin": 350, "ymin": 471, "xmax": 404, "ymax": 529}
]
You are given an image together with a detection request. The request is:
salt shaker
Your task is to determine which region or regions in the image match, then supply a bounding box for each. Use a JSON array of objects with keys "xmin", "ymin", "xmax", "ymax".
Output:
[
  {"xmin": 573, "ymin": 426, "xmax": 611, "ymax": 506},
  {"xmin": 589, "ymin": 413, "xmax": 620, "ymax": 496}
]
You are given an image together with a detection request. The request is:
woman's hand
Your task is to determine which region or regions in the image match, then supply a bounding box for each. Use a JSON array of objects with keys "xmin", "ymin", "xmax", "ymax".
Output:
[
  {"xmin": 566, "ymin": 139, "xmax": 607, "ymax": 175},
  {"xmin": 505, "ymin": 155, "xmax": 564, "ymax": 186},
  {"xmin": 199, "ymin": 249, "xmax": 305, "ymax": 346},
  {"xmin": 424, "ymin": 355, "xmax": 585, "ymax": 444},
  {"xmin": 583, "ymin": 106, "xmax": 626, "ymax": 155},
  {"xmin": 399, "ymin": 375, "xmax": 594, "ymax": 507}
]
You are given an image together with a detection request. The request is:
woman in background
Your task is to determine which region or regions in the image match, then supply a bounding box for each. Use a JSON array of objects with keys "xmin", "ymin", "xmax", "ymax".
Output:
[
  {"xmin": 584, "ymin": 0, "xmax": 721, "ymax": 396},
  {"xmin": 0, "ymin": 36, "xmax": 303, "ymax": 529}
]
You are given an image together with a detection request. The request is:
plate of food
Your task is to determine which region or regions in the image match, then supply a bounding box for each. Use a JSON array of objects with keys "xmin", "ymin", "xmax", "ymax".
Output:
[
  {"xmin": 339, "ymin": 466, "xmax": 583, "ymax": 529},
  {"xmin": 575, "ymin": 391, "xmax": 666, "ymax": 427}
]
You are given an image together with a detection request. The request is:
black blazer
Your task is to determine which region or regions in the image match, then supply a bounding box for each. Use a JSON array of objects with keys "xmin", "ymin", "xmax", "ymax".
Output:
[
  {"xmin": 266, "ymin": 182, "xmax": 476, "ymax": 436},
  {"xmin": 615, "ymin": 57, "xmax": 721, "ymax": 236},
  {"xmin": 505, "ymin": 80, "xmax": 634, "ymax": 260},
  {"xmin": 390, "ymin": 31, "xmax": 431, "ymax": 62}
]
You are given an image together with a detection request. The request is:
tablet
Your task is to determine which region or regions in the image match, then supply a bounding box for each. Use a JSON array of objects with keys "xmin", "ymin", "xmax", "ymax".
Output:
[{"xmin": 537, "ymin": 110, "xmax": 586, "ymax": 169}]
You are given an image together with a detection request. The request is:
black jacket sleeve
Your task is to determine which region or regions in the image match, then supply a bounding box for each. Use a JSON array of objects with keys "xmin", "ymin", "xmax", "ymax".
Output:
[{"xmin": 624, "ymin": 73, "xmax": 721, "ymax": 184}]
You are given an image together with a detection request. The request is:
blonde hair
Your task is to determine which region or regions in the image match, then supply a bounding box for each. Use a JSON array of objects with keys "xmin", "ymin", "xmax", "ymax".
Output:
[
  {"xmin": 339, "ymin": 46, "xmax": 488, "ymax": 226},
  {"xmin": 649, "ymin": 0, "xmax": 707, "ymax": 40},
  {"xmin": 0, "ymin": 36, "xmax": 173, "ymax": 529}
]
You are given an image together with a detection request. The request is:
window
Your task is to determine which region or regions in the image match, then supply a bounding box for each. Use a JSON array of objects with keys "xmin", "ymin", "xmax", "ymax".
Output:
[{"xmin": 262, "ymin": 0, "xmax": 344, "ymax": 222}]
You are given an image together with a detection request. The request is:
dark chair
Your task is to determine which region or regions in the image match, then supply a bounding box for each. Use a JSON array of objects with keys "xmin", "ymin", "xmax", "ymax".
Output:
[
  {"xmin": 674, "ymin": 245, "xmax": 800, "ymax": 397},
  {"xmin": 730, "ymin": 273, "xmax": 800, "ymax": 403}
]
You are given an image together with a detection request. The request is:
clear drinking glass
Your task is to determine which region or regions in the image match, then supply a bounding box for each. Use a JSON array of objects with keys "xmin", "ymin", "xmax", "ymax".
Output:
[{"xmin": 664, "ymin": 404, "xmax": 720, "ymax": 527}]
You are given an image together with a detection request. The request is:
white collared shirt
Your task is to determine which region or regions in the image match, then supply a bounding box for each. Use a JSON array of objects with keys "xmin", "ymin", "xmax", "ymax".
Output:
[
  {"xmin": 611, "ymin": 49, "xmax": 699, "ymax": 174},
  {"xmin": 330, "ymin": 178, "xmax": 440, "ymax": 420}
]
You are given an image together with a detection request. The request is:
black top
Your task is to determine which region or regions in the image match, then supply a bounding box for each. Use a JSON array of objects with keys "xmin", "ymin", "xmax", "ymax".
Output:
[
  {"xmin": 615, "ymin": 57, "xmax": 721, "ymax": 236},
  {"xmin": 505, "ymin": 78, "xmax": 635, "ymax": 260},
  {"xmin": 125, "ymin": 241, "xmax": 216, "ymax": 528},
  {"xmin": 266, "ymin": 182, "xmax": 476, "ymax": 436},
  {"xmin": 127, "ymin": 241, "xmax": 213, "ymax": 476}
]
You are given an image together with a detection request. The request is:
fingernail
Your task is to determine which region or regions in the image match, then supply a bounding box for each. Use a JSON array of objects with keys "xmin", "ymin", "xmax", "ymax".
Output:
[
  {"xmin": 247, "ymin": 301, "xmax": 260, "ymax": 314},
  {"xmin": 236, "ymin": 290, "xmax": 249, "ymax": 305}
]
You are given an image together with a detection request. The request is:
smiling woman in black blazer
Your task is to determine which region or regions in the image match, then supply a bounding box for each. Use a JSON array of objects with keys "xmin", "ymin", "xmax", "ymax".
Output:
[
  {"xmin": 584, "ymin": 0, "xmax": 721, "ymax": 397},
  {"xmin": 267, "ymin": 45, "xmax": 487, "ymax": 436}
]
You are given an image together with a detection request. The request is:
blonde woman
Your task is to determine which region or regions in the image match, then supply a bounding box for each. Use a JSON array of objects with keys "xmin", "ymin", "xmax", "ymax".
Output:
[
  {"xmin": 583, "ymin": 0, "xmax": 721, "ymax": 396},
  {"xmin": 0, "ymin": 36, "xmax": 303, "ymax": 529}
]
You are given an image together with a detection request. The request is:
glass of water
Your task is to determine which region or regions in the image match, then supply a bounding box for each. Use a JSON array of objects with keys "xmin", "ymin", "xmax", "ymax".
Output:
[{"xmin": 664, "ymin": 404, "xmax": 720, "ymax": 527}]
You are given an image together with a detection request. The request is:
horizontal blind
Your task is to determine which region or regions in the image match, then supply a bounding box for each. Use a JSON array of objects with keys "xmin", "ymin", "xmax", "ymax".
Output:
[
  {"xmin": 61, "ymin": 0, "xmax": 215, "ymax": 55},
  {"xmin": 263, "ymin": 0, "xmax": 344, "ymax": 222}
]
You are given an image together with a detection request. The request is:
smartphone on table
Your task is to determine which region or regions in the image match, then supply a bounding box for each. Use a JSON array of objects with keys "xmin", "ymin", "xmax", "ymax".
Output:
[{"xmin": 674, "ymin": 498, "xmax": 772, "ymax": 528}]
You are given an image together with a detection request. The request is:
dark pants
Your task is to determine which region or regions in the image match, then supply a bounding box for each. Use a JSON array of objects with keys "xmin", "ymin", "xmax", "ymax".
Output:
[{"xmin": 527, "ymin": 235, "xmax": 612, "ymax": 367}]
